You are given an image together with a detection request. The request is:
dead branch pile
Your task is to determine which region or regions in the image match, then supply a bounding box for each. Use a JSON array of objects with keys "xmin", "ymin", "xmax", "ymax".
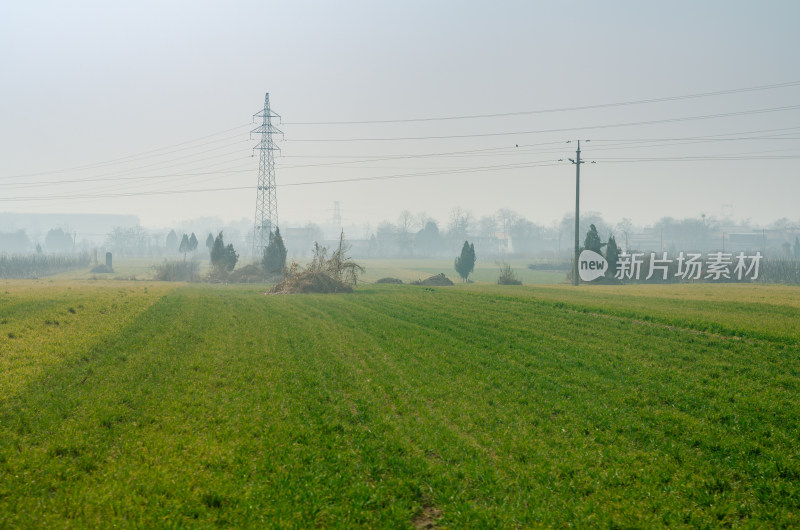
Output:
[
  {"xmin": 411, "ymin": 273, "xmax": 454, "ymax": 286},
  {"xmin": 269, "ymin": 268, "xmax": 353, "ymax": 294},
  {"xmin": 269, "ymin": 232, "xmax": 365, "ymax": 295}
]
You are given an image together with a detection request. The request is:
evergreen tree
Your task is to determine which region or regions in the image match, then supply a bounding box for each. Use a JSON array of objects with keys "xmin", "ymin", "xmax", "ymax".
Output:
[
  {"xmin": 210, "ymin": 232, "xmax": 238, "ymax": 273},
  {"xmin": 166, "ymin": 230, "xmax": 179, "ymax": 254},
  {"xmin": 262, "ymin": 228, "xmax": 288, "ymax": 274},
  {"xmin": 225, "ymin": 243, "xmax": 239, "ymax": 272},
  {"xmin": 188, "ymin": 233, "xmax": 198, "ymax": 253},
  {"xmin": 210, "ymin": 233, "xmax": 224, "ymax": 267},
  {"xmin": 205, "ymin": 233, "xmax": 214, "ymax": 252},
  {"xmin": 454, "ymin": 240, "xmax": 476, "ymax": 282},
  {"xmin": 415, "ymin": 221, "xmax": 442, "ymax": 257},
  {"xmin": 794, "ymin": 236, "xmax": 800, "ymax": 259},
  {"xmin": 583, "ymin": 224, "xmax": 604, "ymax": 253},
  {"xmin": 179, "ymin": 234, "xmax": 190, "ymax": 261},
  {"xmin": 45, "ymin": 228, "xmax": 74, "ymax": 253},
  {"xmin": 605, "ymin": 235, "xmax": 620, "ymax": 278}
]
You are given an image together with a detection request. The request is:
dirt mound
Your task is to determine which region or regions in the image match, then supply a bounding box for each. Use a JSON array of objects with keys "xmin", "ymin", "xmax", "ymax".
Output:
[
  {"xmin": 411, "ymin": 273, "xmax": 454, "ymax": 286},
  {"xmin": 269, "ymin": 271, "xmax": 353, "ymax": 294},
  {"xmin": 376, "ymin": 277, "xmax": 403, "ymax": 284},
  {"xmin": 228, "ymin": 264, "xmax": 269, "ymax": 283}
]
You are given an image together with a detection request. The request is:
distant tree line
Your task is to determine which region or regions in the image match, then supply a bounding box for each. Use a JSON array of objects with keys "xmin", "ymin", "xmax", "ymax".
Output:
[
  {"xmin": 3, "ymin": 212, "xmax": 800, "ymax": 262},
  {"xmin": 356, "ymin": 209, "xmax": 800, "ymax": 260},
  {"xmin": 0, "ymin": 228, "xmax": 75, "ymax": 254}
]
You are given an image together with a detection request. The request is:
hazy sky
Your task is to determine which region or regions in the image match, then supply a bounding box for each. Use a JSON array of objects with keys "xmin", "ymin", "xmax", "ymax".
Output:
[{"xmin": 1, "ymin": 0, "xmax": 799, "ymax": 233}]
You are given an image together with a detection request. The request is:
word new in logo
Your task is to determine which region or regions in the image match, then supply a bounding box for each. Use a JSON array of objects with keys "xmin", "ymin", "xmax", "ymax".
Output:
[{"xmin": 578, "ymin": 250, "xmax": 608, "ymax": 282}]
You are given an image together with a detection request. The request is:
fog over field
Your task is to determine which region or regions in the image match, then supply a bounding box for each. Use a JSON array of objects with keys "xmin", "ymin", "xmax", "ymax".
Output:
[
  {"xmin": 1, "ymin": 1, "xmax": 799, "ymax": 239},
  {"xmin": 3, "ymin": 4, "xmax": 800, "ymax": 525}
]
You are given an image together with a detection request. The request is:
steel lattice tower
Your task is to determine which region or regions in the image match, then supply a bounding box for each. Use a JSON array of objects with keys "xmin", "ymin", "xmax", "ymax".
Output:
[{"xmin": 251, "ymin": 92, "xmax": 282, "ymax": 257}]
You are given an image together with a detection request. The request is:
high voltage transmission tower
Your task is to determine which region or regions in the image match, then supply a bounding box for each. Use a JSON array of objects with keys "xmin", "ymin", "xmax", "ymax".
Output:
[
  {"xmin": 251, "ymin": 92, "xmax": 282, "ymax": 257},
  {"xmin": 332, "ymin": 201, "xmax": 342, "ymax": 232}
]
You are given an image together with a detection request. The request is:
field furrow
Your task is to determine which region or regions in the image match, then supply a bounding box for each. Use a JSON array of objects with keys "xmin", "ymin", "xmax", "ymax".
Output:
[{"xmin": 0, "ymin": 282, "xmax": 798, "ymax": 527}]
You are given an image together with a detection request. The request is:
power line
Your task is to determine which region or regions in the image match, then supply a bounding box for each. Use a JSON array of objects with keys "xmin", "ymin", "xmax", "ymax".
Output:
[
  {"xmin": 6, "ymin": 107, "xmax": 797, "ymax": 186},
  {"xmin": 271, "ymin": 128, "xmax": 800, "ymax": 169},
  {"xmin": 280, "ymin": 161, "xmax": 560, "ymax": 187},
  {"xmin": 588, "ymin": 126, "xmax": 800, "ymax": 143},
  {"xmin": 0, "ymin": 160, "xmax": 562, "ymax": 202},
  {"xmin": 0, "ymin": 148, "xmax": 252, "ymax": 193},
  {"xmin": 6, "ymin": 81, "xmax": 797, "ymax": 186},
  {"xmin": 276, "ymin": 142, "xmax": 565, "ymax": 169},
  {"xmin": 577, "ymin": 130, "xmax": 800, "ymax": 155},
  {"xmin": 285, "ymin": 105, "xmax": 800, "ymax": 142},
  {"xmin": 2, "ymin": 123, "xmax": 251, "ymax": 180},
  {"xmin": 0, "ymin": 168, "xmax": 254, "ymax": 190},
  {"xmin": 271, "ymin": 126, "xmax": 800, "ymax": 160},
  {"xmin": 594, "ymin": 155, "xmax": 800, "ymax": 162},
  {"xmin": 3, "ymin": 82, "xmax": 799, "ymax": 214},
  {"xmin": 3, "ymin": 127, "xmax": 796, "ymax": 197},
  {"xmin": 0, "ymin": 186, "xmax": 254, "ymax": 202},
  {"xmin": 283, "ymin": 81, "xmax": 800, "ymax": 125},
  {"xmin": 2, "ymin": 147, "xmax": 798, "ymax": 204}
]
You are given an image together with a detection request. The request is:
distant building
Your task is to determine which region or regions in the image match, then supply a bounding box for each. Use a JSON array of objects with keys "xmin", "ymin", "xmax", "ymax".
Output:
[
  {"xmin": 726, "ymin": 232, "xmax": 766, "ymax": 253},
  {"xmin": 493, "ymin": 231, "xmax": 513, "ymax": 254},
  {"xmin": 627, "ymin": 228, "xmax": 662, "ymax": 252}
]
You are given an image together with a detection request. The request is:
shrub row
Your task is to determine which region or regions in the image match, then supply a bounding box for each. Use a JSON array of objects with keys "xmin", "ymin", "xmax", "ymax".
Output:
[{"xmin": 0, "ymin": 252, "xmax": 91, "ymax": 279}]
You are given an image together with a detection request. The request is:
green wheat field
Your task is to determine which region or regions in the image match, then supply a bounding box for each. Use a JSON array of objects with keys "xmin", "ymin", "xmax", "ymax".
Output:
[{"xmin": 1, "ymin": 276, "xmax": 799, "ymax": 527}]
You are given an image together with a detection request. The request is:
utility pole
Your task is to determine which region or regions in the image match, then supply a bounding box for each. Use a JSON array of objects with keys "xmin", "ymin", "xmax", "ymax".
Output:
[
  {"xmin": 251, "ymin": 92, "xmax": 282, "ymax": 257},
  {"xmin": 567, "ymin": 141, "xmax": 586, "ymax": 286}
]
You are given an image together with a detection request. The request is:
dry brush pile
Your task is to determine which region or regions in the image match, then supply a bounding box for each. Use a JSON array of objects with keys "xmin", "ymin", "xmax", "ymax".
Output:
[
  {"xmin": 269, "ymin": 233, "xmax": 365, "ymax": 294},
  {"xmin": 410, "ymin": 273, "xmax": 454, "ymax": 286}
]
